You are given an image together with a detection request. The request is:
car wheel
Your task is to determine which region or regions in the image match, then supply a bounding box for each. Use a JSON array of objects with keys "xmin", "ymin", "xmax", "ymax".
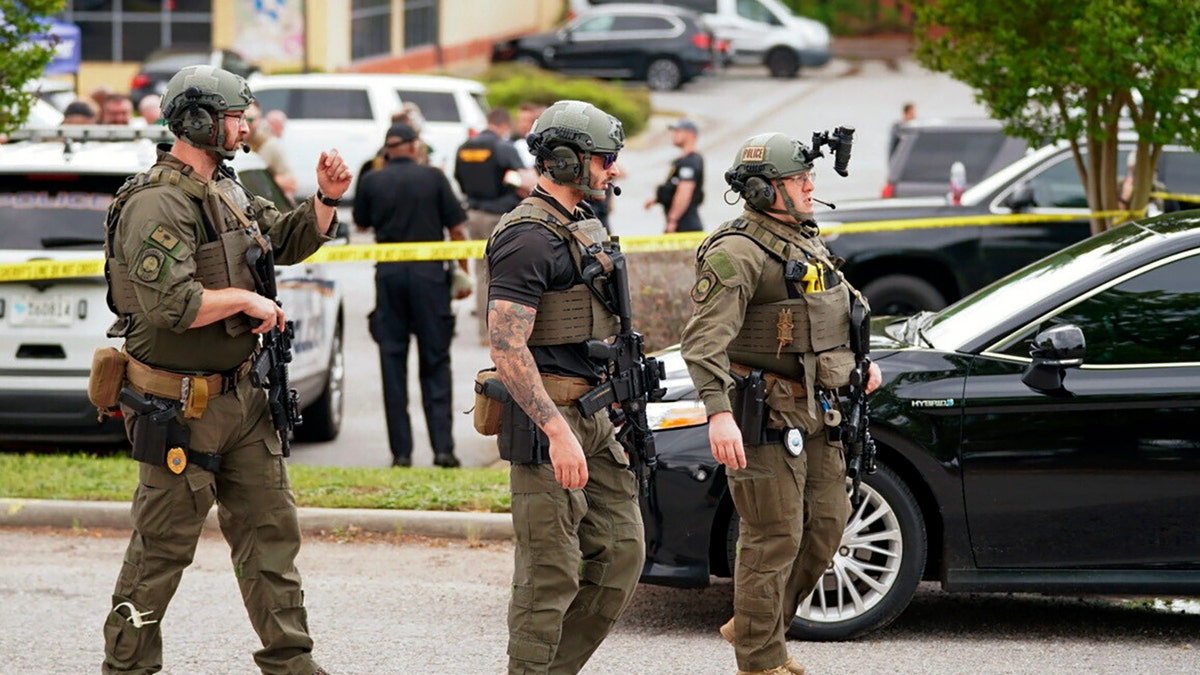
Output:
[
  {"xmin": 646, "ymin": 58, "xmax": 683, "ymax": 91},
  {"xmin": 789, "ymin": 461, "xmax": 927, "ymax": 641},
  {"xmin": 515, "ymin": 54, "xmax": 542, "ymax": 68},
  {"xmin": 862, "ymin": 274, "xmax": 947, "ymax": 315},
  {"xmin": 766, "ymin": 48, "xmax": 800, "ymax": 78},
  {"xmin": 295, "ymin": 322, "xmax": 344, "ymax": 442}
]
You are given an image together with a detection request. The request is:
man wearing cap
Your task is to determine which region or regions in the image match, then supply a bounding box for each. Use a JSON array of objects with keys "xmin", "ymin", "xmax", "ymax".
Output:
[
  {"xmin": 354, "ymin": 122, "xmax": 471, "ymax": 468},
  {"xmin": 645, "ymin": 118, "xmax": 705, "ymax": 233}
]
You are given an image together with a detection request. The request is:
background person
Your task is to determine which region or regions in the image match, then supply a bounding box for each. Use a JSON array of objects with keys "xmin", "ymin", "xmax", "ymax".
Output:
[
  {"xmin": 97, "ymin": 64, "xmax": 348, "ymax": 675},
  {"xmin": 645, "ymin": 118, "xmax": 704, "ymax": 233},
  {"xmin": 485, "ymin": 99, "xmax": 644, "ymax": 674},
  {"xmin": 100, "ymin": 94, "xmax": 133, "ymax": 125},
  {"xmin": 454, "ymin": 107, "xmax": 526, "ymax": 345},
  {"xmin": 680, "ymin": 132, "xmax": 881, "ymax": 675},
  {"xmin": 354, "ymin": 122, "xmax": 470, "ymax": 469},
  {"xmin": 888, "ymin": 101, "xmax": 917, "ymax": 157},
  {"xmin": 137, "ymin": 94, "xmax": 162, "ymax": 125},
  {"xmin": 61, "ymin": 100, "xmax": 96, "ymax": 125},
  {"xmin": 245, "ymin": 101, "xmax": 299, "ymax": 201}
]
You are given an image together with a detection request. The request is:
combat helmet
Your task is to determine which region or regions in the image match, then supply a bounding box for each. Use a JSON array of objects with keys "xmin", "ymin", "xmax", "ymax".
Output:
[
  {"xmin": 526, "ymin": 100, "xmax": 624, "ymax": 199},
  {"xmin": 724, "ymin": 132, "xmax": 816, "ymax": 224},
  {"xmin": 160, "ymin": 65, "xmax": 254, "ymax": 160}
]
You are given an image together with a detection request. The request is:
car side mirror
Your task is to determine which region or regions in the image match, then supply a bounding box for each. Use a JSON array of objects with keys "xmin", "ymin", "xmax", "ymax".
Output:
[
  {"xmin": 1021, "ymin": 324, "xmax": 1085, "ymax": 396},
  {"xmin": 561, "ymin": 28, "xmax": 573, "ymax": 42},
  {"xmin": 1003, "ymin": 182, "xmax": 1036, "ymax": 212}
]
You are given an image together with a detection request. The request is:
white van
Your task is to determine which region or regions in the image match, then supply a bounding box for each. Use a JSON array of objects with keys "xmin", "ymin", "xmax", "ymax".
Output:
[
  {"xmin": 570, "ymin": 0, "xmax": 830, "ymax": 77},
  {"xmin": 250, "ymin": 73, "xmax": 490, "ymax": 200}
]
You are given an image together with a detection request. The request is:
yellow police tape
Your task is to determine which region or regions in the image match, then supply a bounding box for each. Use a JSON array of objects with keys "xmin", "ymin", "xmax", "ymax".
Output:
[{"xmin": 0, "ymin": 209, "xmax": 1160, "ymax": 283}]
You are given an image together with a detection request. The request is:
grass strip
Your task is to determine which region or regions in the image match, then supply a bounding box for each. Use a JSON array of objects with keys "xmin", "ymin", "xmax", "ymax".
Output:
[{"xmin": 0, "ymin": 453, "xmax": 511, "ymax": 513}]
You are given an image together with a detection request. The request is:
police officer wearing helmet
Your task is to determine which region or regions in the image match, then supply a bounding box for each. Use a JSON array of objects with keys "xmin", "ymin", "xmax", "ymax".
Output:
[
  {"xmin": 96, "ymin": 64, "xmax": 349, "ymax": 675},
  {"xmin": 680, "ymin": 132, "xmax": 881, "ymax": 675},
  {"xmin": 485, "ymin": 99, "xmax": 644, "ymax": 674}
]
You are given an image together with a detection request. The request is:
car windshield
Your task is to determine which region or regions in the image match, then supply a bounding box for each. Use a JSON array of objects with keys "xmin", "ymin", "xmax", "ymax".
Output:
[
  {"xmin": 0, "ymin": 174, "xmax": 122, "ymax": 250},
  {"xmin": 922, "ymin": 220, "xmax": 1161, "ymax": 349}
]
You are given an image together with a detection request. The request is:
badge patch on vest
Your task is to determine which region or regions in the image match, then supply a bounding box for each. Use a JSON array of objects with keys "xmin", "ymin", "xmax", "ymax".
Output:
[
  {"xmin": 691, "ymin": 270, "xmax": 719, "ymax": 304},
  {"xmin": 134, "ymin": 248, "xmax": 167, "ymax": 283},
  {"xmin": 149, "ymin": 226, "xmax": 180, "ymax": 253}
]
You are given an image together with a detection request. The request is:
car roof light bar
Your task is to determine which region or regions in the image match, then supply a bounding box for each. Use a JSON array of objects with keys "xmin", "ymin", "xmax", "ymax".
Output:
[{"xmin": 6, "ymin": 125, "xmax": 175, "ymax": 144}]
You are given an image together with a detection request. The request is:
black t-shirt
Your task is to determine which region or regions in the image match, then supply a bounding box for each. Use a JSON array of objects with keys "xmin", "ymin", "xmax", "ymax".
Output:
[
  {"xmin": 667, "ymin": 151, "xmax": 704, "ymax": 232},
  {"xmin": 353, "ymin": 157, "xmax": 465, "ymax": 242},
  {"xmin": 486, "ymin": 192, "xmax": 606, "ymax": 382}
]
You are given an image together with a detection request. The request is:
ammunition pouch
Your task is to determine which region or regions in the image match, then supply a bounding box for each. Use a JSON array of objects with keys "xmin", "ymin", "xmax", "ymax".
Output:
[
  {"xmin": 473, "ymin": 369, "xmax": 505, "ymax": 436},
  {"xmin": 88, "ymin": 347, "xmax": 129, "ymax": 418}
]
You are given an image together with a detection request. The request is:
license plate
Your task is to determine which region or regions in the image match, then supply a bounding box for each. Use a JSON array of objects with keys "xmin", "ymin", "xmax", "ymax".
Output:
[{"xmin": 11, "ymin": 296, "xmax": 75, "ymax": 327}]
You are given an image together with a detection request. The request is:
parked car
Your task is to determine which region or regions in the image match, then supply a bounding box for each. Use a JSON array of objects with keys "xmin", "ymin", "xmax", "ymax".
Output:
[
  {"xmin": 129, "ymin": 46, "xmax": 259, "ymax": 108},
  {"xmin": 0, "ymin": 126, "xmax": 344, "ymax": 446},
  {"xmin": 250, "ymin": 73, "xmax": 490, "ymax": 201},
  {"xmin": 883, "ymin": 118, "xmax": 1030, "ymax": 198},
  {"xmin": 818, "ymin": 135, "xmax": 1200, "ymax": 315},
  {"xmin": 570, "ymin": 0, "xmax": 831, "ymax": 77},
  {"xmin": 639, "ymin": 209, "xmax": 1200, "ymax": 639},
  {"xmin": 493, "ymin": 3, "xmax": 718, "ymax": 91}
]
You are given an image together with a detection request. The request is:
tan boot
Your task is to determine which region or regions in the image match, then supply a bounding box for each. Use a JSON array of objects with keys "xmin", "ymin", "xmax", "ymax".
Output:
[
  {"xmin": 736, "ymin": 667, "xmax": 792, "ymax": 675},
  {"xmin": 721, "ymin": 618, "xmax": 805, "ymax": 675}
]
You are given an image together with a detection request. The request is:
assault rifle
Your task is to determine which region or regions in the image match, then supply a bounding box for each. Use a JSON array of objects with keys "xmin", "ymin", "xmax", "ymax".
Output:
[
  {"xmin": 843, "ymin": 295, "xmax": 876, "ymax": 508},
  {"xmin": 575, "ymin": 240, "xmax": 666, "ymax": 496},
  {"xmin": 246, "ymin": 241, "xmax": 302, "ymax": 457}
]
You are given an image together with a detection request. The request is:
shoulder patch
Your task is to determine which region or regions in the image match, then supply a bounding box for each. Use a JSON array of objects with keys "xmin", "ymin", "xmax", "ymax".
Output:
[
  {"xmin": 134, "ymin": 248, "xmax": 168, "ymax": 283},
  {"xmin": 148, "ymin": 226, "xmax": 180, "ymax": 253},
  {"xmin": 690, "ymin": 269, "xmax": 720, "ymax": 304},
  {"xmin": 706, "ymin": 250, "xmax": 737, "ymax": 282}
]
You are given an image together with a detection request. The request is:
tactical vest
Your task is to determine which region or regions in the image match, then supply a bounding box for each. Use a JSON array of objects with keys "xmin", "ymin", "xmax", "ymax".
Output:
[
  {"xmin": 456, "ymin": 134, "xmax": 504, "ymax": 201},
  {"xmin": 699, "ymin": 213, "xmax": 864, "ymax": 416},
  {"xmin": 104, "ymin": 163, "xmax": 270, "ymax": 338},
  {"xmin": 488, "ymin": 197, "xmax": 619, "ymax": 347}
]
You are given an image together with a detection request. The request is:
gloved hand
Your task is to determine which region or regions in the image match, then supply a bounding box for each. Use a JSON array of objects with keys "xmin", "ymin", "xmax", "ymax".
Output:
[{"xmin": 450, "ymin": 265, "xmax": 473, "ymax": 300}]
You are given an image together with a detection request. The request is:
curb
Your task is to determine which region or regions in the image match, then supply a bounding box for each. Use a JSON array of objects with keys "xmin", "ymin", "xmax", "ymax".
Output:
[{"xmin": 0, "ymin": 498, "xmax": 514, "ymax": 541}]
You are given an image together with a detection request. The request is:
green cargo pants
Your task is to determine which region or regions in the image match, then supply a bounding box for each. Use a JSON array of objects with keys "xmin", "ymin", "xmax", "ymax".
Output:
[
  {"xmin": 725, "ymin": 429, "xmax": 850, "ymax": 672},
  {"xmin": 102, "ymin": 377, "xmax": 321, "ymax": 675},
  {"xmin": 507, "ymin": 404, "xmax": 645, "ymax": 674}
]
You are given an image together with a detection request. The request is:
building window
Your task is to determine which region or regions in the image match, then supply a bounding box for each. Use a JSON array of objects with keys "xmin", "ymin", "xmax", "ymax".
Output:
[
  {"xmin": 404, "ymin": 0, "xmax": 438, "ymax": 50},
  {"xmin": 64, "ymin": 0, "xmax": 213, "ymax": 63},
  {"xmin": 351, "ymin": 0, "xmax": 392, "ymax": 60}
]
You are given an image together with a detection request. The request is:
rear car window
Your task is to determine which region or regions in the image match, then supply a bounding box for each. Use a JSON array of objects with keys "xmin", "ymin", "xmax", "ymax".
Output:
[
  {"xmin": 0, "ymin": 174, "xmax": 122, "ymax": 251},
  {"xmin": 899, "ymin": 130, "xmax": 1007, "ymax": 183},
  {"xmin": 396, "ymin": 90, "xmax": 460, "ymax": 123},
  {"xmin": 253, "ymin": 88, "xmax": 374, "ymax": 120}
]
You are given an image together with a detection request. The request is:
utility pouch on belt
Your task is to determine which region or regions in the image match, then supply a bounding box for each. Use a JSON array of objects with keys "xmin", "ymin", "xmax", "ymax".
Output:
[
  {"xmin": 121, "ymin": 387, "xmax": 190, "ymax": 468},
  {"xmin": 87, "ymin": 347, "xmax": 128, "ymax": 417},
  {"xmin": 473, "ymin": 369, "xmax": 505, "ymax": 436},
  {"xmin": 731, "ymin": 367, "xmax": 768, "ymax": 446}
]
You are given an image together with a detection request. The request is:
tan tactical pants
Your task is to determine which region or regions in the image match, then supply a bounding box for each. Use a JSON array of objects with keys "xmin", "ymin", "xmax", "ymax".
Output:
[
  {"xmin": 507, "ymin": 404, "xmax": 645, "ymax": 674},
  {"xmin": 725, "ymin": 430, "xmax": 850, "ymax": 672},
  {"xmin": 467, "ymin": 209, "xmax": 504, "ymax": 344},
  {"xmin": 102, "ymin": 377, "xmax": 320, "ymax": 675}
]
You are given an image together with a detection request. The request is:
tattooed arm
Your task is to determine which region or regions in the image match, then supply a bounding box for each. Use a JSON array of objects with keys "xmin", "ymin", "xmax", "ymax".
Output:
[{"xmin": 488, "ymin": 298, "xmax": 589, "ymax": 489}]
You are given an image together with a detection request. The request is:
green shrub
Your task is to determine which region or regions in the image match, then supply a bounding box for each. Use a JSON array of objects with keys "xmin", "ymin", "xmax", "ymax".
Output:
[{"xmin": 479, "ymin": 63, "xmax": 652, "ymax": 138}]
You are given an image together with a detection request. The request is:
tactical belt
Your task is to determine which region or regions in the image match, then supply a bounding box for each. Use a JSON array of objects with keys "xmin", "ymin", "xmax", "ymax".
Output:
[
  {"xmin": 730, "ymin": 362, "xmax": 806, "ymax": 399},
  {"xmin": 541, "ymin": 373, "xmax": 594, "ymax": 406},
  {"xmin": 125, "ymin": 353, "xmax": 256, "ymax": 418},
  {"xmin": 185, "ymin": 450, "xmax": 223, "ymax": 473}
]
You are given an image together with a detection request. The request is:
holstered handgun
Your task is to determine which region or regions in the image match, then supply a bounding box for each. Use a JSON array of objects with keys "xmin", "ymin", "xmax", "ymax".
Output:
[
  {"xmin": 121, "ymin": 387, "xmax": 190, "ymax": 467},
  {"xmin": 481, "ymin": 376, "xmax": 549, "ymax": 465},
  {"xmin": 730, "ymin": 368, "xmax": 768, "ymax": 445}
]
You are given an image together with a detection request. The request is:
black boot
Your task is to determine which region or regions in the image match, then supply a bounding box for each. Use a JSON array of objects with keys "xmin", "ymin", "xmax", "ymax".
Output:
[
  {"xmin": 392, "ymin": 455, "xmax": 412, "ymax": 467},
  {"xmin": 433, "ymin": 453, "xmax": 460, "ymax": 468}
]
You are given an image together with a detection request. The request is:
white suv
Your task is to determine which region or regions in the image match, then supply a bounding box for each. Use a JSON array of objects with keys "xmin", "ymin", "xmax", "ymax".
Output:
[
  {"xmin": 250, "ymin": 73, "xmax": 491, "ymax": 201},
  {"xmin": 0, "ymin": 126, "xmax": 345, "ymax": 446}
]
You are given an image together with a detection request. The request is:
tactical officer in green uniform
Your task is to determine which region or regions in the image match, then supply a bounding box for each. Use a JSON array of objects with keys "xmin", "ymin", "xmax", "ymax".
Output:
[
  {"xmin": 94, "ymin": 65, "xmax": 350, "ymax": 675},
  {"xmin": 485, "ymin": 100, "xmax": 644, "ymax": 674},
  {"xmin": 680, "ymin": 132, "xmax": 882, "ymax": 675}
]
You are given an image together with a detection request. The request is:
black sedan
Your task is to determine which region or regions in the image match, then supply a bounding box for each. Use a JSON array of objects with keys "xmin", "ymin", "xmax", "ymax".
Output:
[
  {"xmin": 820, "ymin": 135, "xmax": 1200, "ymax": 316},
  {"xmin": 639, "ymin": 210, "xmax": 1200, "ymax": 640},
  {"xmin": 492, "ymin": 3, "xmax": 717, "ymax": 90}
]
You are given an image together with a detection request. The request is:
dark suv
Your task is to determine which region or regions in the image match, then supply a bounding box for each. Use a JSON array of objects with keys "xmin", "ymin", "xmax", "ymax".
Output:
[
  {"xmin": 883, "ymin": 118, "xmax": 1030, "ymax": 199},
  {"xmin": 822, "ymin": 135, "xmax": 1200, "ymax": 315},
  {"xmin": 492, "ymin": 3, "xmax": 717, "ymax": 90}
]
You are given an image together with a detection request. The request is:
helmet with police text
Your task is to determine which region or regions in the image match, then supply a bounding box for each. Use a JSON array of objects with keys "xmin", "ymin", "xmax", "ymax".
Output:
[
  {"xmin": 526, "ymin": 99, "xmax": 623, "ymax": 198},
  {"xmin": 724, "ymin": 132, "xmax": 816, "ymax": 221},
  {"xmin": 160, "ymin": 65, "xmax": 254, "ymax": 160}
]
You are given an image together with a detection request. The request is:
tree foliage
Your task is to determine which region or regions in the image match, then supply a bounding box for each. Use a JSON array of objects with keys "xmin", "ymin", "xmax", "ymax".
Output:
[
  {"xmin": 0, "ymin": 0, "xmax": 66, "ymax": 136},
  {"xmin": 914, "ymin": 0, "xmax": 1200, "ymax": 233}
]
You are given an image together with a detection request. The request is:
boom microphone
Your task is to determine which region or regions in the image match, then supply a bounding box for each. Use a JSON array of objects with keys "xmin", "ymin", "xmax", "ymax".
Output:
[
  {"xmin": 241, "ymin": 143, "xmax": 251, "ymax": 154},
  {"xmin": 610, "ymin": 184, "xmax": 622, "ymax": 196},
  {"xmin": 813, "ymin": 197, "xmax": 836, "ymax": 210}
]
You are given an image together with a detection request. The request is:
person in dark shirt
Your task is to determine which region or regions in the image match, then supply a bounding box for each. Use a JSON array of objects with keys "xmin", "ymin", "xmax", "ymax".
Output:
[
  {"xmin": 645, "ymin": 118, "xmax": 705, "ymax": 232},
  {"xmin": 354, "ymin": 122, "xmax": 470, "ymax": 468}
]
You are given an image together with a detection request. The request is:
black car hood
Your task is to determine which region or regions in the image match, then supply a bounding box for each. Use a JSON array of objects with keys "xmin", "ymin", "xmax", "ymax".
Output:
[
  {"xmin": 817, "ymin": 196, "xmax": 986, "ymax": 225},
  {"xmin": 514, "ymin": 31, "xmax": 559, "ymax": 51}
]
